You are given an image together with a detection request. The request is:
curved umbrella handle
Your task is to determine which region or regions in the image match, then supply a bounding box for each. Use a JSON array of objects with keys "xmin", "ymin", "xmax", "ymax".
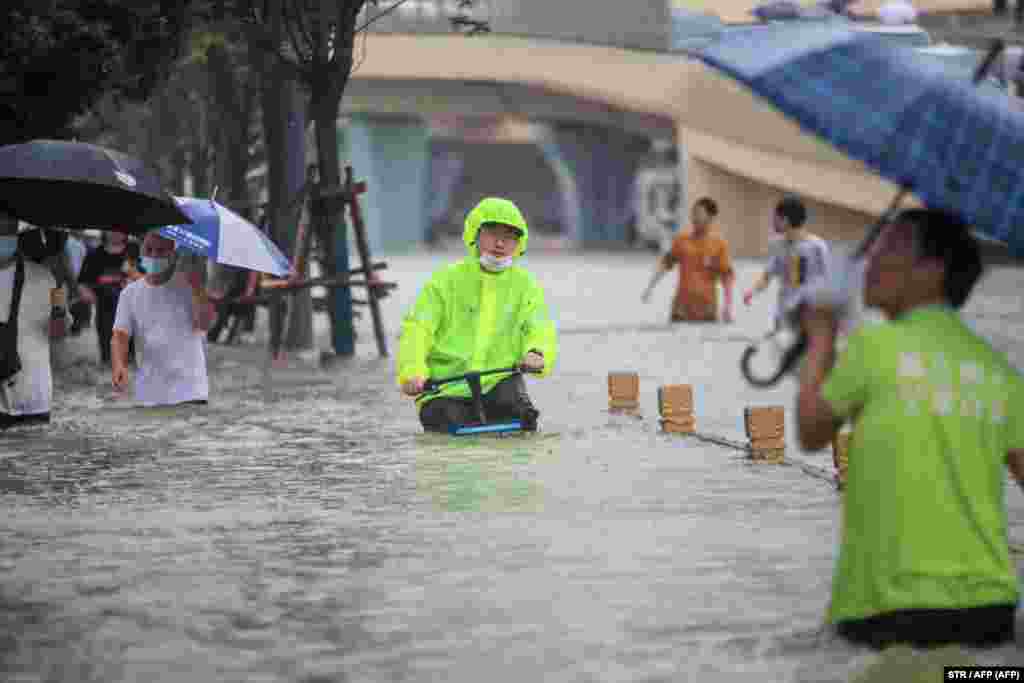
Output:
[
  {"xmin": 973, "ymin": 39, "xmax": 1005, "ymax": 85},
  {"xmin": 740, "ymin": 333, "xmax": 809, "ymax": 388}
]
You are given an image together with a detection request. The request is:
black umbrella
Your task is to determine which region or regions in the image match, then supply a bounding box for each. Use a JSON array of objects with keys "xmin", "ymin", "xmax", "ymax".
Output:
[{"xmin": 0, "ymin": 140, "xmax": 191, "ymax": 234}]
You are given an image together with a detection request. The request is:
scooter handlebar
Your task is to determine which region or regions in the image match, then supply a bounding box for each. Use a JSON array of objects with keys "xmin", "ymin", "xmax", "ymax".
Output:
[{"xmin": 420, "ymin": 365, "xmax": 539, "ymax": 395}]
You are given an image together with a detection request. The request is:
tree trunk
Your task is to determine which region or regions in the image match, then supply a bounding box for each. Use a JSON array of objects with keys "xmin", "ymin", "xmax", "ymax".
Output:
[
  {"xmin": 206, "ymin": 43, "xmax": 255, "ymax": 217},
  {"xmin": 189, "ymin": 97, "xmax": 210, "ymax": 198},
  {"xmin": 311, "ymin": 90, "xmax": 354, "ymax": 356},
  {"xmin": 282, "ymin": 81, "xmax": 313, "ymax": 351},
  {"xmin": 171, "ymin": 146, "xmax": 187, "ymax": 195},
  {"xmin": 258, "ymin": 49, "xmax": 289, "ymax": 355}
]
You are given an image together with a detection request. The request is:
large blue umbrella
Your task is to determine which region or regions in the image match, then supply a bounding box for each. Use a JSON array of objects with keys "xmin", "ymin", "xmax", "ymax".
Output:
[
  {"xmin": 160, "ymin": 197, "xmax": 292, "ymax": 277},
  {"xmin": 686, "ymin": 22, "xmax": 1024, "ymax": 256}
]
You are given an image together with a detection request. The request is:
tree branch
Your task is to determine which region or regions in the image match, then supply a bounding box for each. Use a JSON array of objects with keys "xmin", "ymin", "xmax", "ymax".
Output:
[
  {"xmin": 449, "ymin": 15, "xmax": 490, "ymax": 35},
  {"xmin": 286, "ymin": 0, "xmax": 315, "ymax": 57},
  {"xmin": 283, "ymin": 6, "xmax": 311, "ymax": 64},
  {"xmin": 242, "ymin": 19, "xmax": 307, "ymax": 81},
  {"xmin": 355, "ymin": 0, "xmax": 413, "ymax": 33}
]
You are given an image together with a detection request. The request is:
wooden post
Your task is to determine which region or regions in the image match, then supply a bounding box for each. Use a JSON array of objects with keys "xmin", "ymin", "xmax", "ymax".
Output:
[
  {"xmin": 343, "ymin": 165, "xmax": 389, "ymax": 358},
  {"xmin": 658, "ymin": 384, "xmax": 696, "ymax": 434},
  {"xmin": 744, "ymin": 406, "xmax": 786, "ymax": 463},
  {"xmin": 608, "ymin": 372, "xmax": 640, "ymax": 414}
]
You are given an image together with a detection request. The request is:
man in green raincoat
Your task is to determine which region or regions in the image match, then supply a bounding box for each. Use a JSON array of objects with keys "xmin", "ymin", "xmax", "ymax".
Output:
[{"xmin": 397, "ymin": 197, "xmax": 559, "ymax": 433}]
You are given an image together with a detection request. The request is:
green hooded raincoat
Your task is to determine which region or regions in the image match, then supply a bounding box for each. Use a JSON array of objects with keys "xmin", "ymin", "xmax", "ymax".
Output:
[{"xmin": 396, "ymin": 197, "xmax": 559, "ymax": 407}]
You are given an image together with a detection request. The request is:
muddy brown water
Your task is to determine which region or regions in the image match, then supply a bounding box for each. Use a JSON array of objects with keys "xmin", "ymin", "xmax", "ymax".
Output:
[{"xmin": 2, "ymin": 251, "xmax": 1022, "ymax": 682}]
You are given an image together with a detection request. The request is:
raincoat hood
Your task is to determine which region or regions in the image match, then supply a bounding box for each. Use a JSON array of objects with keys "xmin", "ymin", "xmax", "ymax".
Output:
[{"xmin": 463, "ymin": 197, "xmax": 529, "ymax": 258}]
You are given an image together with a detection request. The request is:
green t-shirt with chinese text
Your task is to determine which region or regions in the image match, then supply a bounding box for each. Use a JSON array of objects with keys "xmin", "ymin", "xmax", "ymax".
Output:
[{"xmin": 822, "ymin": 305, "xmax": 1024, "ymax": 623}]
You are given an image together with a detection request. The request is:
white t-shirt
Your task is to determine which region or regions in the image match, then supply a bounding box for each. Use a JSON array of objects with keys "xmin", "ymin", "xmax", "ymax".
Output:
[
  {"xmin": 765, "ymin": 234, "xmax": 831, "ymax": 327},
  {"xmin": 113, "ymin": 276, "xmax": 209, "ymax": 407},
  {"xmin": 0, "ymin": 259, "xmax": 52, "ymax": 417}
]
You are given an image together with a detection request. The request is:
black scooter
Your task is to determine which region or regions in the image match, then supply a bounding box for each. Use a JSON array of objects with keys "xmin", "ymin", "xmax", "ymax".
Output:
[{"xmin": 420, "ymin": 365, "xmax": 539, "ymax": 435}]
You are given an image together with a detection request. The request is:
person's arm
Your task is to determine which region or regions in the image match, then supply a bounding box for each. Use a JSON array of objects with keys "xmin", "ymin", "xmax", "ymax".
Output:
[
  {"xmin": 1006, "ymin": 379, "xmax": 1024, "ymax": 492},
  {"xmin": 111, "ymin": 287, "xmax": 134, "ymax": 390},
  {"xmin": 718, "ymin": 242, "xmax": 735, "ymax": 322},
  {"xmin": 397, "ymin": 279, "xmax": 442, "ymax": 395},
  {"xmin": 797, "ymin": 306, "xmax": 845, "ymax": 450},
  {"xmin": 521, "ymin": 281, "xmax": 558, "ymax": 376},
  {"xmin": 188, "ymin": 273, "xmax": 217, "ymax": 332},
  {"xmin": 642, "ymin": 252, "xmax": 675, "ymax": 302},
  {"xmin": 744, "ymin": 271, "xmax": 774, "ymax": 305},
  {"xmin": 721, "ymin": 271, "xmax": 735, "ymax": 322},
  {"xmin": 745, "ymin": 250, "xmax": 782, "ymax": 305},
  {"xmin": 111, "ymin": 329, "xmax": 132, "ymax": 390},
  {"xmin": 1008, "ymin": 450, "xmax": 1024, "ymax": 494},
  {"xmin": 179, "ymin": 254, "xmax": 216, "ymax": 332}
]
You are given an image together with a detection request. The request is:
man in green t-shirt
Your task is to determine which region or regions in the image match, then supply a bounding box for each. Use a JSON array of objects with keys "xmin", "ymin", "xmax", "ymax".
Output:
[{"xmin": 796, "ymin": 208, "xmax": 1024, "ymax": 650}]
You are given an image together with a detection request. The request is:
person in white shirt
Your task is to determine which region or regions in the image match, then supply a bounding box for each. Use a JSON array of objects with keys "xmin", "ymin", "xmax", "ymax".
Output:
[
  {"xmin": 0, "ymin": 214, "xmax": 60, "ymax": 429},
  {"xmin": 111, "ymin": 231, "xmax": 215, "ymax": 407},
  {"xmin": 743, "ymin": 195, "xmax": 831, "ymax": 331}
]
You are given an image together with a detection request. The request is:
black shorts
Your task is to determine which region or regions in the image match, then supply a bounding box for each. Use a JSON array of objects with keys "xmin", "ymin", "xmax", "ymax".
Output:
[
  {"xmin": 835, "ymin": 603, "xmax": 1017, "ymax": 650},
  {"xmin": 419, "ymin": 374, "xmax": 537, "ymax": 433}
]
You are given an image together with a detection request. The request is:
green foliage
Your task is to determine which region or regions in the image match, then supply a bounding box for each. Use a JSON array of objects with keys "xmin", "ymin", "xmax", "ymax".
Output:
[{"xmin": 0, "ymin": 0, "xmax": 190, "ymax": 145}]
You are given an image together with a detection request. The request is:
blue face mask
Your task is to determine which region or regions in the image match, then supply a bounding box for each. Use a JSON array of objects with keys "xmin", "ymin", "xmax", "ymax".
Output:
[
  {"xmin": 141, "ymin": 255, "xmax": 171, "ymax": 275},
  {"xmin": 0, "ymin": 236, "xmax": 17, "ymax": 262}
]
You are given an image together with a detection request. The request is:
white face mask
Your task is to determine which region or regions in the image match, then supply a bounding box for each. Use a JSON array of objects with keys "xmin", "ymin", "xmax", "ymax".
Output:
[{"xmin": 479, "ymin": 252, "xmax": 514, "ymax": 272}]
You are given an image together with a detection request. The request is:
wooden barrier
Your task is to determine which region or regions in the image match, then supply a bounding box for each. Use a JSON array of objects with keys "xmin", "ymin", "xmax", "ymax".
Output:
[
  {"xmin": 658, "ymin": 384, "xmax": 696, "ymax": 434},
  {"xmin": 608, "ymin": 372, "xmax": 640, "ymax": 414},
  {"xmin": 744, "ymin": 406, "xmax": 786, "ymax": 463}
]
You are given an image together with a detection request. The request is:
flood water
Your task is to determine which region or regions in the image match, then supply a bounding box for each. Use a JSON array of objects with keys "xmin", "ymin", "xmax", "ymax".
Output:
[{"xmin": 2, "ymin": 250, "xmax": 1023, "ymax": 682}]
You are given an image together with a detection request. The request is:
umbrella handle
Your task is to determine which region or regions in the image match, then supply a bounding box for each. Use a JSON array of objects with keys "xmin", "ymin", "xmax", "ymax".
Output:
[
  {"xmin": 973, "ymin": 39, "xmax": 1005, "ymax": 85},
  {"xmin": 741, "ymin": 332, "xmax": 809, "ymax": 388}
]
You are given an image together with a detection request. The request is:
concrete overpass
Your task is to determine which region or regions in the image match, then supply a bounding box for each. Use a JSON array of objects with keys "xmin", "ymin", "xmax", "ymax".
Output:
[
  {"xmin": 345, "ymin": 0, "xmax": 991, "ymax": 257},
  {"xmin": 343, "ymin": 31, "xmax": 901, "ymax": 257}
]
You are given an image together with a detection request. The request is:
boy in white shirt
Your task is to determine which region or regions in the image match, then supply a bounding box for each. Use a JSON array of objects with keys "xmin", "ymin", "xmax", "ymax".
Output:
[
  {"xmin": 112, "ymin": 231, "xmax": 215, "ymax": 406},
  {"xmin": 743, "ymin": 195, "xmax": 831, "ymax": 330}
]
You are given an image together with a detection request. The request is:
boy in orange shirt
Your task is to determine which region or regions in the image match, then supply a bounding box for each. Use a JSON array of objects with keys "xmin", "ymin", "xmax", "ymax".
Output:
[{"xmin": 641, "ymin": 197, "xmax": 735, "ymax": 323}]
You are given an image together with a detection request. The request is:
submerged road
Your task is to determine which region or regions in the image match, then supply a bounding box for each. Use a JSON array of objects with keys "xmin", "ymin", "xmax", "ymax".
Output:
[{"xmin": 2, "ymin": 250, "xmax": 1023, "ymax": 681}]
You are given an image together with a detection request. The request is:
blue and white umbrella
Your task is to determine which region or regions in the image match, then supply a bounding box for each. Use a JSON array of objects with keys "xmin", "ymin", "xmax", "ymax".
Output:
[{"xmin": 160, "ymin": 197, "xmax": 292, "ymax": 277}]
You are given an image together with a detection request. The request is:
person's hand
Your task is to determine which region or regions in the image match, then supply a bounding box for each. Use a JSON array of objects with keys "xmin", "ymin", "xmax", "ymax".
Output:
[
  {"xmin": 721, "ymin": 307, "xmax": 734, "ymax": 324},
  {"xmin": 78, "ymin": 285, "xmax": 96, "ymax": 305},
  {"xmin": 112, "ymin": 363, "xmax": 130, "ymax": 392},
  {"xmin": 521, "ymin": 351, "xmax": 545, "ymax": 372},
  {"xmin": 192, "ymin": 296, "xmax": 216, "ymax": 332},
  {"xmin": 402, "ymin": 377, "xmax": 426, "ymax": 396},
  {"xmin": 185, "ymin": 268, "xmax": 204, "ymax": 291},
  {"xmin": 800, "ymin": 304, "xmax": 840, "ymax": 340},
  {"xmin": 742, "ymin": 289, "xmax": 754, "ymax": 307}
]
